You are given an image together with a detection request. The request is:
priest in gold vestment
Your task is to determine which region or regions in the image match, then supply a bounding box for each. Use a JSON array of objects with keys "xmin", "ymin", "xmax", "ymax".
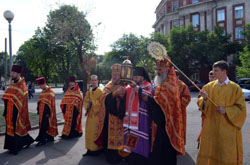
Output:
[
  {"xmin": 197, "ymin": 61, "xmax": 246, "ymax": 165},
  {"xmin": 95, "ymin": 64, "xmax": 126, "ymax": 164},
  {"xmin": 83, "ymin": 75, "xmax": 103, "ymax": 156}
]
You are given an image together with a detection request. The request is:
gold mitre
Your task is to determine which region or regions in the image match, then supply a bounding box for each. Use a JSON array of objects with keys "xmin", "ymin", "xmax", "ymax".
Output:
[
  {"xmin": 155, "ymin": 59, "xmax": 171, "ymax": 69},
  {"xmin": 111, "ymin": 63, "xmax": 122, "ymax": 75}
]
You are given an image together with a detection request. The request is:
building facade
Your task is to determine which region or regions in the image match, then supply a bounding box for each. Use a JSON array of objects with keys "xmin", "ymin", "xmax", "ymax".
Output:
[
  {"xmin": 153, "ymin": 0, "xmax": 250, "ymax": 82},
  {"xmin": 153, "ymin": 0, "xmax": 250, "ymax": 42}
]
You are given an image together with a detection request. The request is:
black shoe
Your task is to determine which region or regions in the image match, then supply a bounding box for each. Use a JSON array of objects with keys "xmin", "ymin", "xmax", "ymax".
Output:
[
  {"xmin": 60, "ymin": 135, "xmax": 70, "ymax": 140},
  {"xmin": 46, "ymin": 138, "xmax": 54, "ymax": 143},
  {"xmin": 23, "ymin": 140, "xmax": 34, "ymax": 149},
  {"xmin": 12, "ymin": 151, "xmax": 18, "ymax": 155},
  {"xmin": 59, "ymin": 135, "xmax": 65, "ymax": 139},
  {"xmin": 35, "ymin": 141, "xmax": 46, "ymax": 147},
  {"xmin": 82, "ymin": 150, "xmax": 103, "ymax": 157},
  {"xmin": 82, "ymin": 153, "xmax": 88, "ymax": 157},
  {"xmin": 23, "ymin": 143, "xmax": 31, "ymax": 149},
  {"xmin": 9, "ymin": 150, "xmax": 18, "ymax": 155},
  {"xmin": 82, "ymin": 150, "xmax": 90, "ymax": 157}
]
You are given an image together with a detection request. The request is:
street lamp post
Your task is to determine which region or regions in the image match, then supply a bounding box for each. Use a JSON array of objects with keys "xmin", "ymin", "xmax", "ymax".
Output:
[
  {"xmin": 3, "ymin": 10, "xmax": 14, "ymax": 76},
  {"xmin": 5, "ymin": 38, "xmax": 7, "ymax": 87},
  {"xmin": 93, "ymin": 22, "xmax": 102, "ymax": 42}
]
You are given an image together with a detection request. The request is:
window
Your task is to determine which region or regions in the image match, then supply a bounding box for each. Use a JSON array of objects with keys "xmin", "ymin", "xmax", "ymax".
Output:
[
  {"xmin": 192, "ymin": 14, "xmax": 199, "ymax": 27},
  {"xmin": 183, "ymin": 0, "xmax": 187, "ymax": 5},
  {"xmin": 235, "ymin": 6, "xmax": 243, "ymax": 19},
  {"xmin": 235, "ymin": 27, "xmax": 244, "ymax": 39},
  {"xmin": 161, "ymin": 24, "xmax": 165, "ymax": 35},
  {"xmin": 171, "ymin": 19, "xmax": 180, "ymax": 30},
  {"xmin": 191, "ymin": 72, "xmax": 199, "ymax": 81},
  {"xmin": 183, "ymin": 16, "xmax": 186, "ymax": 27},
  {"xmin": 173, "ymin": 19, "xmax": 180, "ymax": 27},
  {"xmin": 192, "ymin": 0, "xmax": 198, "ymax": 3},
  {"xmin": 217, "ymin": 9, "xmax": 225, "ymax": 21},
  {"xmin": 173, "ymin": 1, "xmax": 179, "ymax": 12},
  {"xmin": 204, "ymin": 11, "xmax": 207, "ymax": 30},
  {"xmin": 233, "ymin": 4, "xmax": 245, "ymax": 41},
  {"xmin": 191, "ymin": 13, "xmax": 200, "ymax": 31},
  {"xmin": 216, "ymin": 7, "xmax": 227, "ymax": 32}
]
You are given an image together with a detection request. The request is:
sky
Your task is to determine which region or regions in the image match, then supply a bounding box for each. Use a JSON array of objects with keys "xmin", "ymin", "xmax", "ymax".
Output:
[{"xmin": 0, "ymin": 0, "xmax": 161, "ymax": 55}]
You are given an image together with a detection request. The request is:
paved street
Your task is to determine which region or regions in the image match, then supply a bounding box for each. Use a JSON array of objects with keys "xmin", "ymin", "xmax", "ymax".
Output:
[{"xmin": 0, "ymin": 90, "xmax": 249, "ymax": 165}]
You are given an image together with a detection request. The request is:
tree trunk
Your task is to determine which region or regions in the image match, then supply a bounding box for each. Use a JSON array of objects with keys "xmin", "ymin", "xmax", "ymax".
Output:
[
  {"xmin": 77, "ymin": 44, "xmax": 87, "ymax": 97},
  {"xmin": 81, "ymin": 65, "xmax": 88, "ymax": 97}
]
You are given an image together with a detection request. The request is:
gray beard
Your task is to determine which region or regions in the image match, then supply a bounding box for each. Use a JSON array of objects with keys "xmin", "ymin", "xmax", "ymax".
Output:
[{"xmin": 154, "ymin": 72, "xmax": 167, "ymax": 86}]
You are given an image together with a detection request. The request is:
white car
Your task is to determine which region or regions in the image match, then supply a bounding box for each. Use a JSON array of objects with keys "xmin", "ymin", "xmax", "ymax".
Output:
[
  {"xmin": 242, "ymin": 88, "xmax": 250, "ymax": 100},
  {"xmin": 99, "ymin": 83, "xmax": 105, "ymax": 90}
]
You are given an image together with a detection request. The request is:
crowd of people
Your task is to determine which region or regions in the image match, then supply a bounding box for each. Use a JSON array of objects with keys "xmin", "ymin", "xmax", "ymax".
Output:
[{"xmin": 1, "ymin": 58, "xmax": 247, "ymax": 165}]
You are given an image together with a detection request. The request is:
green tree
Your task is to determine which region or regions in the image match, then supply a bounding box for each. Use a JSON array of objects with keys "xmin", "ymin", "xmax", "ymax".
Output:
[
  {"xmin": 168, "ymin": 25, "xmax": 241, "ymax": 78},
  {"xmin": 0, "ymin": 52, "xmax": 6, "ymax": 82},
  {"xmin": 237, "ymin": 23, "xmax": 250, "ymax": 78},
  {"xmin": 237, "ymin": 46, "xmax": 250, "ymax": 78},
  {"xmin": 16, "ymin": 27, "xmax": 82, "ymax": 86},
  {"xmin": 16, "ymin": 29, "xmax": 56, "ymax": 82},
  {"xmin": 168, "ymin": 25, "xmax": 198, "ymax": 76},
  {"xmin": 242, "ymin": 23, "xmax": 250, "ymax": 46},
  {"xmin": 150, "ymin": 32, "xmax": 169, "ymax": 48},
  {"xmin": 14, "ymin": 51, "xmax": 34, "ymax": 83},
  {"xmin": 100, "ymin": 33, "xmax": 155, "ymax": 80},
  {"xmin": 44, "ymin": 5, "xmax": 94, "ymax": 95},
  {"xmin": 109, "ymin": 33, "xmax": 146, "ymax": 65}
]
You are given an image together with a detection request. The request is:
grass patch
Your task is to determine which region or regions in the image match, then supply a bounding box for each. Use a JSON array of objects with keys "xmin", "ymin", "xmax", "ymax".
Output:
[
  {"xmin": 0, "ymin": 106, "xmax": 5, "ymax": 133},
  {"xmin": 47, "ymin": 83, "xmax": 64, "ymax": 87},
  {"xmin": 0, "ymin": 106, "xmax": 62, "ymax": 133},
  {"xmin": 28, "ymin": 111, "xmax": 40, "ymax": 128}
]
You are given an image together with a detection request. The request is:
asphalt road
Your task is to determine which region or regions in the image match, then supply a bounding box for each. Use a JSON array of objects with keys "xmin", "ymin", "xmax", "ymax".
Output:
[{"xmin": 0, "ymin": 90, "xmax": 249, "ymax": 165}]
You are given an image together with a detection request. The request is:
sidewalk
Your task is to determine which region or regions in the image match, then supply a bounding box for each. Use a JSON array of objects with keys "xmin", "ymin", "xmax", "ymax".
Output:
[
  {"xmin": 0, "ymin": 119, "xmax": 129, "ymax": 165},
  {"xmin": 0, "ymin": 122, "xmax": 195, "ymax": 165}
]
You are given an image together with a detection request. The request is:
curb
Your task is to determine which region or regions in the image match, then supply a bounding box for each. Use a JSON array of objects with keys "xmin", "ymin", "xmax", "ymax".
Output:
[{"xmin": 0, "ymin": 120, "xmax": 65, "ymax": 136}]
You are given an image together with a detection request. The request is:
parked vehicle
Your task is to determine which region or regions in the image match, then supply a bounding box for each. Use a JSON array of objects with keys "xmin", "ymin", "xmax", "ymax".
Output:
[
  {"xmin": 242, "ymin": 88, "xmax": 250, "ymax": 101},
  {"xmin": 188, "ymin": 81, "xmax": 206, "ymax": 92},
  {"xmin": 99, "ymin": 83, "xmax": 105, "ymax": 90},
  {"xmin": 88, "ymin": 83, "xmax": 105, "ymax": 90},
  {"xmin": 238, "ymin": 78, "xmax": 250, "ymax": 90},
  {"xmin": 76, "ymin": 80, "xmax": 83, "ymax": 92},
  {"xmin": 0, "ymin": 81, "xmax": 6, "ymax": 90},
  {"xmin": 63, "ymin": 80, "xmax": 105, "ymax": 93}
]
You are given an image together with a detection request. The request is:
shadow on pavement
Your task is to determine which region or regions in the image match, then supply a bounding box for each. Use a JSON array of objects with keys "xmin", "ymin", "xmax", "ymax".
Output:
[
  {"xmin": 36, "ymin": 137, "xmax": 80, "ymax": 164},
  {"xmin": 0, "ymin": 137, "xmax": 79, "ymax": 165},
  {"xmin": 177, "ymin": 152, "xmax": 196, "ymax": 165},
  {"xmin": 78, "ymin": 152, "xmax": 195, "ymax": 165},
  {"xmin": 0, "ymin": 144, "xmax": 43, "ymax": 165},
  {"xmin": 78, "ymin": 153, "xmax": 127, "ymax": 165}
]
